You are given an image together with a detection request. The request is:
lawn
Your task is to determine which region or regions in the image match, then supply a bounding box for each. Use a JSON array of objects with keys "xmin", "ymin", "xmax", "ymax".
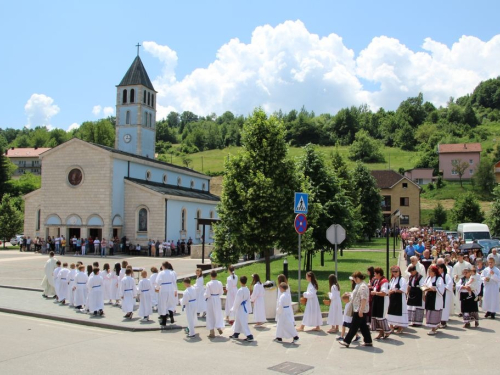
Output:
[
  {"xmin": 178, "ymin": 250, "xmax": 398, "ymax": 311},
  {"xmin": 349, "ymin": 237, "xmax": 397, "ymax": 250}
]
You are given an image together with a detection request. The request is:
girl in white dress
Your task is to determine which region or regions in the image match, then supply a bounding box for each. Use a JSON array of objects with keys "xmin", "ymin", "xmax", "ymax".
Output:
[
  {"xmin": 86, "ymin": 268, "xmax": 104, "ymax": 316},
  {"xmin": 137, "ymin": 270, "xmax": 153, "ymax": 321},
  {"xmin": 276, "ymin": 274, "xmax": 290, "ymax": 323},
  {"xmin": 108, "ymin": 263, "xmax": 120, "ymax": 305},
  {"xmin": 101, "ymin": 263, "xmax": 111, "ymax": 303},
  {"xmin": 326, "ymin": 274, "xmax": 342, "ymax": 333},
  {"xmin": 275, "ymin": 283, "xmax": 299, "ymax": 343},
  {"xmin": 73, "ymin": 265, "xmax": 88, "ymax": 309},
  {"xmin": 251, "ymin": 273, "xmax": 266, "ymax": 325},
  {"xmin": 225, "ymin": 265, "xmax": 238, "ymax": 322},
  {"xmin": 194, "ymin": 268, "xmax": 207, "ymax": 317},
  {"xmin": 298, "ymin": 271, "xmax": 323, "ymax": 331},
  {"xmin": 67, "ymin": 263, "xmax": 77, "ymax": 306},
  {"xmin": 149, "ymin": 267, "xmax": 159, "ymax": 311}
]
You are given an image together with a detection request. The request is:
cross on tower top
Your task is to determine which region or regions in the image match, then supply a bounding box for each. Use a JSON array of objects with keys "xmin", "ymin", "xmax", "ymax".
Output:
[{"xmin": 136, "ymin": 42, "xmax": 141, "ymax": 56}]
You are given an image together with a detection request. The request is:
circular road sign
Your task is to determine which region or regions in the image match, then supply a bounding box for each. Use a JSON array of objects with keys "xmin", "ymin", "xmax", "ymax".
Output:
[{"xmin": 295, "ymin": 214, "xmax": 308, "ymax": 235}]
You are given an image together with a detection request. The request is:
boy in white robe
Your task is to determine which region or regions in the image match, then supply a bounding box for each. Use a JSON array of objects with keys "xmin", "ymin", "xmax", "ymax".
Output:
[
  {"xmin": 225, "ymin": 266, "xmax": 238, "ymax": 322},
  {"xmin": 52, "ymin": 261, "xmax": 62, "ymax": 301},
  {"xmin": 121, "ymin": 268, "xmax": 137, "ymax": 319},
  {"xmin": 57, "ymin": 263, "xmax": 70, "ymax": 304},
  {"xmin": 481, "ymin": 257, "xmax": 500, "ymax": 318},
  {"xmin": 137, "ymin": 270, "xmax": 153, "ymax": 321},
  {"xmin": 229, "ymin": 275, "xmax": 254, "ymax": 342},
  {"xmin": 275, "ymin": 283, "xmax": 299, "ymax": 343},
  {"xmin": 195, "ymin": 269, "xmax": 207, "ymax": 317},
  {"xmin": 181, "ymin": 278, "xmax": 198, "ymax": 338},
  {"xmin": 87, "ymin": 268, "xmax": 104, "ymax": 316},
  {"xmin": 155, "ymin": 262, "xmax": 177, "ymax": 327},
  {"xmin": 41, "ymin": 252, "xmax": 57, "ymax": 298},
  {"xmin": 67, "ymin": 263, "xmax": 77, "ymax": 306},
  {"xmin": 204, "ymin": 270, "xmax": 225, "ymax": 338},
  {"xmin": 74, "ymin": 265, "xmax": 89, "ymax": 309},
  {"xmin": 149, "ymin": 267, "xmax": 159, "ymax": 311}
]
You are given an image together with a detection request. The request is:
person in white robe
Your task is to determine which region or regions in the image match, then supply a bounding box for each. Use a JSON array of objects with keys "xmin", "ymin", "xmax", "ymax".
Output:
[
  {"xmin": 204, "ymin": 270, "xmax": 225, "ymax": 338},
  {"xmin": 225, "ymin": 266, "xmax": 238, "ymax": 321},
  {"xmin": 67, "ymin": 264, "xmax": 77, "ymax": 306},
  {"xmin": 117, "ymin": 261, "xmax": 127, "ymax": 300},
  {"xmin": 57, "ymin": 263, "xmax": 70, "ymax": 304},
  {"xmin": 276, "ymin": 274, "xmax": 290, "ymax": 323},
  {"xmin": 109, "ymin": 263, "xmax": 120, "ymax": 305},
  {"xmin": 101, "ymin": 264, "xmax": 111, "ymax": 303},
  {"xmin": 452, "ymin": 253, "xmax": 472, "ymax": 314},
  {"xmin": 181, "ymin": 278, "xmax": 198, "ymax": 337},
  {"xmin": 405, "ymin": 256, "xmax": 426, "ymax": 279},
  {"xmin": 386, "ymin": 267, "xmax": 408, "ymax": 333},
  {"xmin": 87, "ymin": 268, "xmax": 104, "ymax": 315},
  {"xmin": 229, "ymin": 275, "xmax": 254, "ymax": 342},
  {"xmin": 437, "ymin": 262, "xmax": 454, "ymax": 328},
  {"xmin": 481, "ymin": 257, "xmax": 500, "ymax": 318},
  {"xmin": 149, "ymin": 267, "xmax": 159, "ymax": 311},
  {"xmin": 250, "ymin": 274, "xmax": 266, "ymax": 325},
  {"xmin": 275, "ymin": 282, "xmax": 299, "ymax": 343},
  {"xmin": 121, "ymin": 268, "xmax": 137, "ymax": 319},
  {"xmin": 155, "ymin": 262, "xmax": 177, "ymax": 326},
  {"xmin": 41, "ymin": 252, "xmax": 57, "ymax": 298},
  {"xmin": 52, "ymin": 261, "xmax": 62, "ymax": 301},
  {"xmin": 165, "ymin": 263, "xmax": 179, "ymax": 313},
  {"xmin": 137, "ymin": 271, "xmax": 153, "ymax": 321},
  {"xmin": 326, "ymin": 275, "xmax": 343, "ymax": 333},
  {"xmin": 298, "ymin": 271, "xmax": 323, "ymax": 331},
  {"xmin": 74, "ymin": 265, "xmax": 88, "ymax": 309},
  {"xmin": 194, "ymin": 269, "xmax": 207, "ymax": 317}
]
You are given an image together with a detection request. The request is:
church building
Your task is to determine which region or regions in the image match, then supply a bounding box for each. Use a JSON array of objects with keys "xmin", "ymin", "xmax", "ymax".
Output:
[{"xmin": 23, "ymin": 53, "xmax": 220, "ymax": 247}]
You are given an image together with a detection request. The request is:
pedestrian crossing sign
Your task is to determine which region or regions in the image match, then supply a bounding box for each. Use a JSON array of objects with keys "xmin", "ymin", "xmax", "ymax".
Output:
[{"xmin": 294, "ymin": 192, "xmax": 308, "ymax": 214}]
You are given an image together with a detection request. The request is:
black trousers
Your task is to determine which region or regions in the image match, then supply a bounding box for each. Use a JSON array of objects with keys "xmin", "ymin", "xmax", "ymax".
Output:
[{"xmin": 344, "ymin": 312, "xmax": 372, "ymax": 345}]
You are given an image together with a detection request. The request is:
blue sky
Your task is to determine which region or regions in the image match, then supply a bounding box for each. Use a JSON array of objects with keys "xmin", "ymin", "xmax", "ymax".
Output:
[{"xmin": 1, "ymin": 0, "xmax": 499, "ymax": 130}]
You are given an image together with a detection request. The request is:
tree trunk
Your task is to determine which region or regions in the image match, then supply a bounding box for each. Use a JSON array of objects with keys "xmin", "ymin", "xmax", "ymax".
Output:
[{"xmin": 265, "ymin": 248, "xmax": 271, "ymax": 281}]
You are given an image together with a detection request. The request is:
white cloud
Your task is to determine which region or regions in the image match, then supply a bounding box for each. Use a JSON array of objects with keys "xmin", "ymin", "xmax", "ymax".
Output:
[
  {"xmin": 103, "ymin": 106, "xmax": 114, "ymax": 117},
  {"xmin": 24, "ymin": 93, "xmax": 60, "ymax": 128},
  {"xmin": 92, "ymin": 105, "xmax": 114, "ymax": 117},
  {"xmin": 68, "ymin": 122, "xmax": 80, "ymax": 131},
  {"xmin": 92, "ymin": 105, "xmax": 102, "ymax": 116},
  {"xmin": 143, "ymin": 20, "xmax": 500, "ymax": 116}
]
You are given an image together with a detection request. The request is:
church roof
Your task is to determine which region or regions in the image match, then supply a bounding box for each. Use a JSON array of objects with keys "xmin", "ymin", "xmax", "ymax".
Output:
[
  {"xmin": 125, "ymin": 177, "xmax": 220, "ymax": 202},
  {"xmin": 118, "ymin": 56, "xmax": 155, "ymax": 91}
]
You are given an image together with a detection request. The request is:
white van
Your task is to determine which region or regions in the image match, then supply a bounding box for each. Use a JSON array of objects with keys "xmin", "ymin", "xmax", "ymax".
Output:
[{"xmin": 457, "ymin": 223, "xmax": 491, "ymax": 243}]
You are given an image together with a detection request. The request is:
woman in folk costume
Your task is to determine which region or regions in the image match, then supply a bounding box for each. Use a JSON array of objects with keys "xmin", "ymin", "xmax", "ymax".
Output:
[
  {"xmin": 275, "ymin": 282, "xmax": 299, "ymax": 343},
  {"xmin": 181, "ymin": 278, "xmax": 198, "ymax": 338},
  {"xmin": 424, "ymin": 265, "xmax": 445, "ymax": 335},
  {"xmin": 67, "ymin": 263, "xmax": 77, "ymax": 306},
  {"xmin": 298, "ymin": 271, "xmax": 323, "ymax": 332},
  {"xmin": 370, "ymin": 267, "xmax": 391, "ymax": 339},
  {"xmin": 481, "ymin": 256, "xmax": 500, "ymax": 319},
  {"xmin": 204, "ymin": 270, "xmax": 225, "ymax": 338},
  {"xmin": 386, "ymin": 266, "xmax": 408, "ymax": 334},
  {"xmin": 326, "ymin": 274, "xmax": 343, "ymax": 333},
  {"xmin": 225, "ymin": 265, "xmax": 238, "ymax": 323},
  {"xmin": 156, "ymin": 261, "xmax": 177, "ymax": 327},
  {"xmin": 457, "ymin": 267, "xmax": 480, "ymax": 328},
  {"xmin": 194, "ymin": 268, "xmax": 207, "ymax": 317},
  {"xmin": 149, "ymin": 267, "xmax": 159, "ymax": 311},
  {"xmin": 121, "ymin": 268, "xmax": 137, "ymax": 319},
  {"xmin": 137, "ymin": 270, "xmax": 153, "ymax": 322},
  {"xmin": 229, "ymin": 275, "xmax": 254, "ymax": 342},
  {"xmin": 437, "ymin": 263, "xmax": 454, "ymax": 328},
  {"xmin": 406, "ymin": 265, "xmax": 425, "ymax": 326},
  {"xmin": 74, "ymin": 265, "xmax": 88, "ymax": 309},
  {"xmin": 101, "ymin": 263, "xmax": 111, "ymax": 303},
  {"xmin": 87, "ymin": 268, "xmax": 104, "ymax": 316},
  {"xmin": 250, "ymin": 273, "xmax": 266, "ymax": 326}
]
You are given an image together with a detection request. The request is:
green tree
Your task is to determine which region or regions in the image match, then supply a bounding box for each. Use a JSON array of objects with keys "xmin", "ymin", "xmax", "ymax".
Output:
[
  {"xmin": 396, "ymin": 93, "xmax": 426, "ymax": 128},
  {"xmin": 351, "ymin": 162, "xmax": 382, "ymax": 240},
  {"xmin": 487, "ymin": 185, "xmax": 500, "ymax": 236},
  {"xmin": 0, "ymin": 145, "xmax": 11, "ymax": 200},
  {"xmin": 450, "ymin": 192, "xmax": 485, "ymax": 224},
  {"xmin": 463, "ymin": 102, "xmax": 479, "ymax": 127},
  {"xmin": 472, "ymin": 156, "xmax": 496, "ymax": 195},
  {"xmin": 395, "ymin": 122, "xmax": 416, "ymax": 151},
  {"xmin": 0, "ymin": 194, "xmax": 24, "ymax": 248},
  {"xmin": 348, "ymin": 129, "xmax": 385, "ymax": 163},
  {"xmin": 75, "ymin": 119, "xmax": 115, "ymax": 147},
  {"xmin": 213, "ymin": 108, "xmax": 300, "ymax": 280},
  {"xmin": 431, "ymin": 202, "xmax": 447, "ymax": 226},
  {"xmin": 451, "ymin": 159, "xmax": 470, "ymax": 187}
]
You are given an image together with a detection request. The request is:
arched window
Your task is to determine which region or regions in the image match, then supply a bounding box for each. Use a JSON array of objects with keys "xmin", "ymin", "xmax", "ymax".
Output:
[
  {"xmin": 151, "ymin": 94, "xmax": 154, "ymax": 108},
  {"xmin": 36, "ymin": 209, "xmax": 41, "ymax": 231},
  {"xmin": 162, "ymin": 173, "xmax": 167, "ymax": 184},
  {"xmin": 143, "ymin": 90, "xmax": 146, "ymax": 104},
  {"xmin": 144, "ymin": 111, "xmax": 148, "ymax": 126},
  {"xmin": 202, "ymin": 182, "xmax": 206, "ymax": 191},
  {"xmin": 196, "ymin": 209, "xmax": 201, "ymax": 230},
  {"xmin": 148, "ymin": 92, "xmax": 151, "ymax": 106},
  {"xmin": 146, "ymin": 170, "xmax": 151, "ymax": 181},
  {"xmin": 190, "ymin": 180, "xmax": 195, "ymax": 189},
  {"xmin": 149, "ymin": 113, "xmax": 152, "ymax": 127},
  {"xmin": 138, "ymin": 208, "xmax": 148, "ymax": 232},
  {"xmin": 126, "ymin": 111, "xmax": 130, "ymax": 125},
  {"xmin": 181, "ymin": 208, "xmax": 187, "ymax": 231},
  {"xmin": 122, "ymin": 89, "xmax": 127, "ymax": 104},
  {"xmin": 130, "ymin": 88, "xmax": 135, "ymax": 103}
]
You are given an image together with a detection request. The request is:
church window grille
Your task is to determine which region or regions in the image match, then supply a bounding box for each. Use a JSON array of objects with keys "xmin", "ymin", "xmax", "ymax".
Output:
[
  {"xmin": 130, "ymin": 89, "xmax": 135, "ymax": 103},
  {"xmin": 162, "ymin": 174, "xmax": 167, "ymax": 184},
  {"xmin": 177, "ymin": 177, "xmax": 182, "ymax": 186},
  {"xmin": 148, "ymin": 92, "xmax": 151, "ymax": 106},
  {"xmin": 190, "ymin": 180, "xmax": 195, "ymax": 189},
  {"xmin": 151, "ymin": 94, "xmax": 154, "ymax": 108},
  {"xmin": 122, "ymin": 89, "xmax": 127, "ymax": 104},
  {"xmin": 143, "ymin": 90, "xmax": 146, "ymax": 104},
  {"xmin": 181, "ymin": 208, "xmax": 187, "ymax": 231},
  {"xmin": 126, "ymin": 111, "xmax": 130, "ymax": 124},
  {"xmin": 149, "ymin": 113, "xmax": 152, "ymax": 127},
  {"xmin": 144, "ymin": 111, "xmax": 148, "ymax": 126},
  {"xmin": 138, "ymin": 208, "xmax": 148, "ymax": 232},
  {"xmin": 146, "ymin": 170, "xmax": 151, "ymax": 181}
]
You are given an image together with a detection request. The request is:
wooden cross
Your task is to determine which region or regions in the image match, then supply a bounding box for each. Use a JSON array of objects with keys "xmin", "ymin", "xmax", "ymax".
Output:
[{"xmin": 136, "ymin": 43, "xmax": 141, "ymax": 56}]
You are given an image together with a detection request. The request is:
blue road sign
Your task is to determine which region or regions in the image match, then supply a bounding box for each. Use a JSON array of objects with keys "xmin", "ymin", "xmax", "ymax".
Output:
[
  {"xmin": 294, "ymin": 192, "xmax": 308, "ymax": 214},
  {"xmin": 295, "ymin": 214, "xmax": 308, "ymax": 235}
]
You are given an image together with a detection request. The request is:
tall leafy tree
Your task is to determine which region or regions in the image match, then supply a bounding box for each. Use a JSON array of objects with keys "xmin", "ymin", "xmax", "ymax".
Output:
[
  {"xmin": 0, "ymin": 194, "xmax": 23, "ymax": 248},
  {"xmin": 450, "ymin": 192, "xmax": 484, "ymax": 224},
  {"xmin": 451, "ymin": 159, "xmax": 470, "ymax": 187},
  {"xmin": 431, "ymin": 202, "xmax": 447, "ymax": 226},
  {"xmin": 0, "ymin": 145, "xmax": 11, "ymax": 200},
  {"xmin": 213, "ymin": 108, "xmax": 300, "ymax": 280},
  {"xmin": 487, "ymin": 186, "xmax": 500, "ymax": 237},
  {"xmin": 348, "ymin": 129, "xmax": 385, "ymax": 163},
  {"xmin": 472, "ymin": 156, "xmax": 496, "ymax": 195}
]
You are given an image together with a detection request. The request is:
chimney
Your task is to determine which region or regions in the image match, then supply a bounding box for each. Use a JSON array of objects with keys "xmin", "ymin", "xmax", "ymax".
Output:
[
  {"xmin": 34, "ymin": 146, "xmax": 38, "ymax": 150},
  {"xmin": 464, "ymin": 143, "xmax": 467, "ymax": 149}
]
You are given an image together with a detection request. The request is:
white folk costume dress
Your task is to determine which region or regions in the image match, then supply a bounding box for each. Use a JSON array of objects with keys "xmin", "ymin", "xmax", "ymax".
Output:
[
  {"xmin": 326, "ymin": 285, "xmax": 343, "ymax": 326},
  {"xmin": 67, "ymin": 268, "xmax": 77, "ymax": 306},
  {"xmin": 250, "ymin": 282, "xmax": 266, "ymax": 323},
  {"xmin": 87, "ymin": 274, "xmax": 104, "ymax": 313},
  {"xmin": 440, "ymin": 273, "xmax": 454, "ymax": 322},
  {"xmin": 452, "ymin": 260, "xmax": 472, "ymax": 313},
  {"xmin": 181, "ymin": 285, "xmax": 198, "ymax": 336},
  {"xmin": 195, "ymin": 276, "xmax": 207, "ymax": 315},
  {"xmin": 52, "ymin": 266, "xmax": 61, "ymax": 300},
  {"xmin": 225, "ymin": 273, "xmax": 238, "ymax": 319},
  {"xmin": 41, "ymin": 256, "xmax": 57, "ymax": 296},
  {"xmin": 57, "ymin": 267, "xmax": 70, "ymax": 302},
  {"xmin": 231, "ymin": 286, "xmax": 252, "ymax": 337},
  {"xmin": 137, "ymin": 278, "xmax": 153, "ymax": 318},
  {"xmin": 424, "ymin": 276, "xmax": 445, "ymax": 328},
  {"xmin": 74, "ymin": 271, "xmax": 88, "ymax": 308},
  {"xmin": 481, "ymin": 265, "xmax": 500, "ymax": 314},
  {"xmin": 407, "ymin": 273, "xmax": 425, "ymax": 325},
  {"xmin": 457, "ymin": 275, "xmax": 480, "ymax": 323},
  {"xmin": 156, "ymin": 269, "xmax": 176, "ymax": 316},
  {"xmin": 204, "ymin": 279, "xmax": 225, "ymax": 330},
  {"xmin": 387, "ymin": 277, "xmax": 408, "ymax": 328},
  {"xmin": 276, "ymin": 292, "xmax": 298, "ymax": 339},
  {"xmin": 149, "ymin": 272, "xmax": 159, "ymax": 308},
  {"xmin": 302, "ymin": 282, "xmax": 323, "ymax": 327},
  {"xmin": 121, "ymin": 276, "xmax": 137, "ymax": 314},
  {"xmin": 101, "ymin": 270, "xmax": 111, "ymax": 301},
  {"xmin": 108, "ymin": 271, "xmax": 120, "ymax": 301},
  {"xmin": 371, "ymin": 278, "xmax": 390, "ymax": 333}
]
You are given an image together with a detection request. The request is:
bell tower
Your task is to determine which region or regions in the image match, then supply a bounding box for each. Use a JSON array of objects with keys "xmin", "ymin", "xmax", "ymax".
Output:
[{"xmin": 115, "ymin": 44, "xmax": 157, "ymax": 158}]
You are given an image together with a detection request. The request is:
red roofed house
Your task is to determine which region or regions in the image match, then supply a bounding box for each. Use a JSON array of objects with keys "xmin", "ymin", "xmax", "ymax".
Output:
[
  {"xmin": 495, "ymin": 160, "xmax": 500, "ymax": 183},
  {"xmin": 438, "ymin": 143, "xmax": 481, "ymax": 180},
  {"xmin": 4, "ymin": 147, "xmax": 50, "ymax": 177}
]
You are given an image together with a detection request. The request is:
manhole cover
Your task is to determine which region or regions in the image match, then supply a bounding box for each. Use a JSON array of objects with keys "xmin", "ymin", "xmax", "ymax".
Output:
[{"xmin": 268, "ymin": 362, "xmax": 314, "ymax": 375}]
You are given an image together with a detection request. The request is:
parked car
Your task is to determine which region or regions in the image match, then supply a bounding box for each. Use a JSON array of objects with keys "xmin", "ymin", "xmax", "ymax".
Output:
[
  {"xmin": 477, "ymin": 239, "xmax": 500, "ymax": 255},
  {"xmin": 9, "ymin": 235, "xmax": 23, "ymax": 246}
]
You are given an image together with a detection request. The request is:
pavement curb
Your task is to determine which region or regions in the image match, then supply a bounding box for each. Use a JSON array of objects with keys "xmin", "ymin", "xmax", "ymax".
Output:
[{"xmin": 0, "ymin": 285, "xmax": 43, "ymax": 292}]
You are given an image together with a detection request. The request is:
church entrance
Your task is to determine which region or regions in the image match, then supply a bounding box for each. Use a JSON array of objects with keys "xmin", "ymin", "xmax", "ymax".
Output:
[
  {"xmin": 89, "ymin": 228, "xmax": 102, "ymax": 240},
  {"xmin": 68, "ymin": 228, "xmax": 81, "ymax": 252}
]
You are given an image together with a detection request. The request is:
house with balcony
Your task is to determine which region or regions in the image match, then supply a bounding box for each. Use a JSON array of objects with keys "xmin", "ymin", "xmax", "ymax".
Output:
[
  {"xmin": 4, "ymin": 147, "xmax": 51, "ymax": 177},
  {"xmin": 404, "ymin": 168, "xmax": 436, "ymax": 185},
  {"xmin": 371, "ymin": 170, "xmax": 421, "ymax": 227},
  {"xmin": 438, "ymin": 143, "xmax": 481, "ymax": 181}
]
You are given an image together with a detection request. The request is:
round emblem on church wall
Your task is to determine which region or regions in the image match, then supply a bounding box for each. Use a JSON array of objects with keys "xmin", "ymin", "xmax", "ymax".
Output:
[{"xmin": 68, "ymin": 168, "xmax": 83, "ymax": 186}]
